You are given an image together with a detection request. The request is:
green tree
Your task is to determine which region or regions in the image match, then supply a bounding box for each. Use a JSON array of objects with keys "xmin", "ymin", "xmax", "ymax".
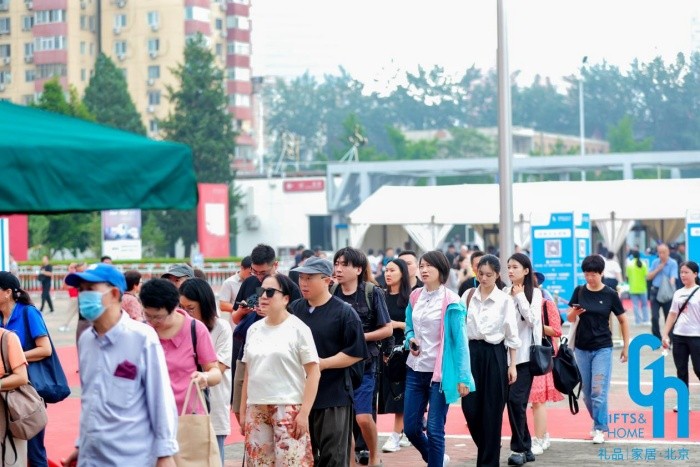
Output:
[
  {"xmin": 607, "ymin": 116, "xmax": 653, "ymax": 152},
  {"xmin": 158, "ymin": 34, "xmax": 237, "ymax": 256},
  {"xmin": 83, "ymin": 53, "xmax": 146, "ymax": 134},
  {"xmin": 440, "ymin": 127, "xmax": 496, "ymax": 158},
  {"xmin": 30, "ymin": 78, "xmax": 99, "ymax": 257}
]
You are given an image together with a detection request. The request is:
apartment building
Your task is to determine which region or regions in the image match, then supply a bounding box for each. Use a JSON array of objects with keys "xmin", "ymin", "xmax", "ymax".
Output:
[{"xmin": 0, "ymin": 0, "xmax": 254, "ymax": 157}]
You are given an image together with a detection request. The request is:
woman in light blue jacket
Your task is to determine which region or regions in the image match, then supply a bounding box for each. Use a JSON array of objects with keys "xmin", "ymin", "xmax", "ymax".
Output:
[{"xmin": 404, "ymin": 250, "xmax": 475, "ymax": 467}]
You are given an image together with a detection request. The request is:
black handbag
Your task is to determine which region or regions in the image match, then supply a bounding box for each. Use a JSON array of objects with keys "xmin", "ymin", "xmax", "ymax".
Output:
[
  {"xmin": 528, "ymin": 302, "xmax": 554, "ymax": 376},
  {"xmin": 385, "ymin": 345, "xmax": 408, "ymax": 383}
]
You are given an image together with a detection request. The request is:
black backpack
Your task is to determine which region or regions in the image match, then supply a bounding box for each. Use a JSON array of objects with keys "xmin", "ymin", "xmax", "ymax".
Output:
[{"xmin": 551, "ymin": 286, "xmax": 582, "ymax": 414}]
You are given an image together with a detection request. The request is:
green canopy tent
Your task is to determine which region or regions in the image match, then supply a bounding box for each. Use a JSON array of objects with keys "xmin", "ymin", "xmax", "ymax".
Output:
[{"xmin": 0, "ymin": 101, "xmax": 197, "ymax": 213}]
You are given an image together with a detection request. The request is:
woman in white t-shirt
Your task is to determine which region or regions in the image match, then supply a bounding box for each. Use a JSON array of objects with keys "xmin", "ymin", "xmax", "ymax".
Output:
[
  {"xmin": 179, "ymin": 278, "xmax": 233, "ymax": 465},
  {"xmin": 662, "ymin": 261, "xmax": 700, "ymax": 396},
  {"xmin": 241, "ymin": 273, "xmax": 320, "ymax": 466}
]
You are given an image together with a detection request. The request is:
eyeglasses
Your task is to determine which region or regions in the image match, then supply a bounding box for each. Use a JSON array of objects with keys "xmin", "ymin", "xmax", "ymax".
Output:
[
  {"xmin": 256, "ymin": 287, "xmax": 283, "ymax": 298},
  {"xmin": 144, "ymin": 312, "xmax": 169, "ymax": 323}
]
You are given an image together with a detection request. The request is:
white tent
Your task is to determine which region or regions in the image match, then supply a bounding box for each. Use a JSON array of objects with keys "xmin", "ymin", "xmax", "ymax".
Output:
[{"xmin": 347, "ymin": 179, "xmax": 700, "ymax": 252}]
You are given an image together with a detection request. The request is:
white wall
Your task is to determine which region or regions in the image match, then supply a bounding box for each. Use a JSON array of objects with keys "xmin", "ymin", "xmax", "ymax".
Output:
[{"xmin": 234, "ymin": 177, "xmax": 328, "ymax": 256}]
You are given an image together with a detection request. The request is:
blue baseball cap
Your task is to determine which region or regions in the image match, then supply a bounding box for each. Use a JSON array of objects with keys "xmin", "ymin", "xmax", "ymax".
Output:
[{"xmin": 65, "ymin": 263, "xmax": 126, "ymax": 293}]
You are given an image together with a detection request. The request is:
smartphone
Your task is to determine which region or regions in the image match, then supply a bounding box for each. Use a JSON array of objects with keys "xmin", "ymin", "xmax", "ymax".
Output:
[
  {"xmin": 410, "ymin": 341, "xmax": 420, "ymax": 352},
  {"xmin": 571, "ymin": 303, "xmax": 581, "ymax": 308},
  {"xmin": 235, "ymin": 300, "xmax": 248, "ymax": 307}
]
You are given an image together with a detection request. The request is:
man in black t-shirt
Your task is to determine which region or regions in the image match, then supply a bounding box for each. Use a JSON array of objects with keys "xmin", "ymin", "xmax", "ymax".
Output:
[
  {"xmin": 333, "ymin": 247, "xmax": 391, "ymax": 467},
  {"xmin": 291, "ymin": 257, "xmax": 368, "ymax": 467},
  {"xmin": 39, "ymin": 255, "xmax": 54, "ymax": 312}
]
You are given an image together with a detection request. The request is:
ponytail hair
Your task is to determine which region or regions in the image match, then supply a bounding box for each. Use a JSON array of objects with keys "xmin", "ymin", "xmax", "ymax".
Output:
[
  {"xmin": 478, "ymin": 254, "xmax": 506, "ymax": 290},
  {"xmin": 0, "ymin": 271, "xmax": 33, "ymax": 306},
  {"xmin": 632, "ymin": 250, "xmax": 642, "ymax": 268}
]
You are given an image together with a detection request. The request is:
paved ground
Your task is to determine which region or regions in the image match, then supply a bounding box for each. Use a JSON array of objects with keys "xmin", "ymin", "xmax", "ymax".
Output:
[{"xmin": 39, "ymin": 293, "xmax": 700, "ymax": 466}]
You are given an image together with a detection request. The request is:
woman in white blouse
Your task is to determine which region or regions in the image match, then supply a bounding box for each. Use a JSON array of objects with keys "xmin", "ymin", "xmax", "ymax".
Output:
[
  {"xmin": 240, "ymin": 273, "xmax": 321, "ymax": 466},
  {"xmin": 662, "ymin": 260, "xmax": 700, "ymax": 405},
  {"xmin": 504, "ymin": 253, "xmax": 542, "ymax": 465},
  {"xmin": 461, "ymin": 254, "xmax": 521, "ymax": 467}
]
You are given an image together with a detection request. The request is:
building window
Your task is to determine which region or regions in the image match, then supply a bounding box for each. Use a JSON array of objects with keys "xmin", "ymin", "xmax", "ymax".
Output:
[
  {"xmin": 88, "ymin": 15, "xmax": 96, "ymax": 32},
  {"xmin": 36, "ymin": 36, "xmax": 67, "ymax": 52},
  {"xmin": 114, "ymin": 41, "xmax": 127, "ymax": 56},
  {"xmin": 21, "ymin": 15, "xmax": 34, "ymax": 31},
  {"xmin": 230, "ymin": 41, "xmax": 250, "ymax": 55},
  {"xmin": 227, "ymin": 67, "xmax": 250, "ymax": 81},
  {"xmin": 232, "ymin": 0, "xmax": 250, "ymax": 5},
  {"xmin": 215, "ymin": 18, "xmax": 223, "ymax": 30},
  {"xmin": 147, "ymin": 38, "xmax": 159, "ymax": 54},
  {"xmin": 147, "ymin": 11, "xmax": 159, "ymax": 29},
  {"xmin": 120, "ymin": 68, "xmax": 127, "ymax": 79},
  {"xmin": 148, "ymin": 90, "xmax": 160, "ymax": 106},
  {"xmin": 148, "ymin": 65, "xmax": 160, "ymax": 79},
  {"xmin": 80, "ymin": 68, "xmax": 86, "ymax": 81},
  {"xmin": 25, "ymin": 69, "xmax": 35, "ymax": 82},
  {"xmin": 0, "ymin": 17, "xmax": 10, "ymax": 35},
  {"xmin": 226, "ymin": 15, "xmax": 250, "ymax": 30},
  {"xmin": 185, "ymin": 6, "xmax": 210, "ymax": 22},
  {"xmin": 80, "ymin": 41, "xmax": 86, "ymax": 55},
  {"xmin": 0, "ymin": 71, "xmax": 11, "ymax": 84},
  {"xmin": 36, "ymin": 63, "xmax": 67, "ymax": 79},
  {"xmin": 114, "ymin": 14, "xmax": 126, "ymax": 29},
  {"xmin": 35, "ymin": 10, "xmax": 66, "ymax": 25},
  {"xmin": 231, "ymin": 93, "xmax": 250, "ymax": 107},
  {"xmin": 89, "ymin": 43, "xmax": 94, "ymax": 55},
  {"xmin": 22, "ymin": 94, "xmax": 34, "ymax": 105},
  {"xmin": 215, "ymin": 43, "xmax": 223, "ymax": 56},
  {"xmin": 149, "ymin": 119, "xmax": 158, "ymax": 133},
  {"xmin": 0, "ymin": 44, "xmax": 9, "ymax": 59},
  {"xmin": 80, "ymin": 15, "xmax": 86, "ymax": 30},
  {"xmin": 24, "ymin": 42, "xmax": 33, "ymax": 58}
]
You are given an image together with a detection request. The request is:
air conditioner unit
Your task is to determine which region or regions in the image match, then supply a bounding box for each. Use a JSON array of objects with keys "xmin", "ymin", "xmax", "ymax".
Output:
[
  {"xmin": 244, "ymin": 215, "xmax": 260, "ymax": 231},
  {"xmin": 0, "ymin": 4, "xmax": 8, "ymax": 13},
  {"xmin": 117, "ymin": 0, "xmax": 126, "ymax": 8},
  {"xmin": 114, "ymin": 26, "xmax": 121, "ymax": 35},
  {"xmin": 24, "ymin": 56, "xmax": 33, "ymax": 63},
  {"xmin": 25, "ymin": 1, "xmax": 33, "ymax": 10},
  {"xmin": 0, "ymin": 84, "xmax": 5, "ymax": 92},
  {"xmin": 146, "ymin": 78, "xmax": 155, "ymax": 86},
  {"xmin": 2, "ymin": 57, "xmax": 9, "ymax": 65},
  {"xmin": 149, "ymin": 51, "xmax": 157, "ymax": 59},
  {"xmin": 219, "ymin": 30, "xmax": 226, "ymax": 38},
  {"xmin": 80, "ymin": 1, "xmax": 86, "ymax": 9},
  {"xmin": 150, "ymin": 24, "xmax": 159, "ymax": 32},
  {"xmin": 117, "ymin": 53, "xmax": 126, "ymax": 61},
  {"xmin": 219, "ymin": 3, "xmax": 226, "ymax": 11},
  {"xmin": 147, "ymin": 105, "xmax": 155, "ymax": 113}
]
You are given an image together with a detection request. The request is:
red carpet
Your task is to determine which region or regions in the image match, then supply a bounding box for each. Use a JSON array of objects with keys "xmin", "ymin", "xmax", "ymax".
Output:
[{"xmin": 45, "ymin": 345, "xmax": 699, "ymax": 463}]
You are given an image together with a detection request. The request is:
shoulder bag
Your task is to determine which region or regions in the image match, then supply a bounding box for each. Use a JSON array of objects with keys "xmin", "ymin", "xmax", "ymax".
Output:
[
  {"xmin": 0, "ymin": 330, "xmax": 48, "ymax": 446},
  {"xmin": 517, "ymin": 294, "xmax": 553, "ymax": 376},
  {"xmin": 190, "ymin": 320, "xmax": 211, "ymax": 412},
  {"xmin": 174, "ymin": 380, "xmax": 220, "ymax": 467},
  {"xmin": 20, "ymin": 305, "xmax": 70, "ymax": 404},
  {"xmin": 656, "ymin": 271, "xmax": 676, "ymax": 303}
]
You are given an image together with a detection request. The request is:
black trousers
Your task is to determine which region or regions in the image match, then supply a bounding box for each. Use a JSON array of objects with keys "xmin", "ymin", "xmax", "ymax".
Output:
[
  {"xmin": 507, "ymin": 362, "xmax": 534, "ymax": 453},
  {"xmin": 40, "ymin": 283, "xmax": 53, "ymax": 312},
  {"xmin": 672, "ymin": 334, "xmax": 700, "ymax": 387},
  {"xmin": 650, "ymin": 287, "xmax": 672, "ymax": 340},
  {"xmin": 462, "ymin": 340, "xmax": 508, "ymax": 467},
  {"xmin": 310, "ymin": 405, "xmax": 353, "ymax": 467}
]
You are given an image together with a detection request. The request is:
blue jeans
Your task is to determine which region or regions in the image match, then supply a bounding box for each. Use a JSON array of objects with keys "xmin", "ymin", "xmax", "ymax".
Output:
[
  {"xmin": 216, "ymin": 434, "xmax": 225, "ymax": 466},
  {"xmin": 630, "ymin": 293, "xmax": 650, "ymax": 324},
  {"xmin": 403, "ymin": 368, "xmax": 449, "ymax": 467},
  {"xmin": 574, "ymin": 347, "xmax": 612, "ymax": 432},
  {"xmin": 28, "ymin": 427, "xmax": 48, "ymax": 467}
]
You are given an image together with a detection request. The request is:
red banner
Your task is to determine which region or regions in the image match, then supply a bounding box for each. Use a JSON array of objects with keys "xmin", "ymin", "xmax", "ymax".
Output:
[
  {"xmin": 197, "ymin": 184, "xmax": 230, "ymax": 258},
  {"xmin": 4, "ymin": 215, "xmax": 28, "ymax": 261}
]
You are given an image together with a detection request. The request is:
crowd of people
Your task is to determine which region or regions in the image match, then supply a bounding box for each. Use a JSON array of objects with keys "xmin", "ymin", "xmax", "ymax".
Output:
[{"xmin": 0, "ymin": 239, "xmax": 696, "ymax": 467}]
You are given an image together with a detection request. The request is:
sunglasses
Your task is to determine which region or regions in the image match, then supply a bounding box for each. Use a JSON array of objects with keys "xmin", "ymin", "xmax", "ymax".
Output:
[{"xmin": 256, "ymin": 287, "xmax": 283, "ymax": 298}]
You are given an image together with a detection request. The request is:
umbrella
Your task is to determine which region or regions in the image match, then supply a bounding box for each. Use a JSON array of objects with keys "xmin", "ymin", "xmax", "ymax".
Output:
[{"xmin": 0, "ymin": 101, "xmax": 197, "ymax": 213}]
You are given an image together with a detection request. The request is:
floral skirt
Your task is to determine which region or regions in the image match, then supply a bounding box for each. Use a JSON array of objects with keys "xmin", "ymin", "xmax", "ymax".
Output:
[
  {"xmin": 244, "ymin": 403, "xmax": 314, "ymax": 466},
  {"xmin": 529, "ymin": 371, "xmax": 564, "ymax": 404}
]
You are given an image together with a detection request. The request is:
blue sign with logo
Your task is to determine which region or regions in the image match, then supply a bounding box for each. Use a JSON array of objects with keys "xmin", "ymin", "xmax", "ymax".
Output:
[
  {"xmin": 687, "ymin": 209, "xmax": 700, "ymax": 264},
  {"xmin": 531, "ymin": 212, "xmax": 590, "ymax": 308}
]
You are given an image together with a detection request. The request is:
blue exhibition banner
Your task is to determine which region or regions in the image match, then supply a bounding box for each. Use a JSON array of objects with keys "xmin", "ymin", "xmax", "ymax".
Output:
[
  {"xmin": 531, "ymin": 212, "xmax": 590, "ymax": 308},
  {"xmin": 687, "ymin": 210, "xmax": 700, "ymax": 264}
]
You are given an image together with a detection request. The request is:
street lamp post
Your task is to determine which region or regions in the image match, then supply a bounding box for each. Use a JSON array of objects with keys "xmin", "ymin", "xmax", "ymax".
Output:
[
  {"xmin": 579, "ymin": 56, "xmax": 588, "ymax": 157},
  {"xmin": 497, "ymin": 0, "xmax": 513, "ymax": 278}
]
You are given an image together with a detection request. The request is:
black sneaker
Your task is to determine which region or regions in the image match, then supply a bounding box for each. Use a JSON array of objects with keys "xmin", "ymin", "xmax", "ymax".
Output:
[
  {"xmin": 508, "ymin": 452, "xmax": 527, "ymax": 466},
  {"xmin": 525, "ymin": 450, "xmax": 536, "ymax": 462},
  {"xmin": 357, "ymin": 450, "xmax": 369, "ymax": 466}
]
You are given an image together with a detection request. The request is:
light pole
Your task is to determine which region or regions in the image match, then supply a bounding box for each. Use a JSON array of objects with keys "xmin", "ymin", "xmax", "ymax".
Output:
[
  {"xmin": 579, "ymin": 56, "xmax": 588, "ymax": 157},
  {"xmin": 497, "ymin": 0, "xmax": 513, "ymax": 278}
]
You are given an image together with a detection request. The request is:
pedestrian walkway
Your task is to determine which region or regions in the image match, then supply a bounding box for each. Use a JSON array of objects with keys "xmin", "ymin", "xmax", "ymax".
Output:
[{"xmin": 37, "ymin": 295, "xmax": 700, "ymax": 466}]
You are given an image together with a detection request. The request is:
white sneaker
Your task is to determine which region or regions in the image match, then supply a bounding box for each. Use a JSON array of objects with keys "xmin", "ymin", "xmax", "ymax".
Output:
[
  {"xmin": 531, "ymin": 438, "xmax": 544, "ymax": 455},
  {"xmin": 398, "ymin": 433, "xmax": 411, "ymax": 447},
  {"xmin": 542, "ymin": 433, "xmax": 551, "ymax": 450},
  {"xmin": 592, "ymin": 430, "xmax": 605, "ymax": 444},
  {"xmin": 381, "ymin": 432, "xmax": 401, "ymax": 453},
  {"xmin": 443, "ymin": 453, "xmax": 450, "ymax": 466}
]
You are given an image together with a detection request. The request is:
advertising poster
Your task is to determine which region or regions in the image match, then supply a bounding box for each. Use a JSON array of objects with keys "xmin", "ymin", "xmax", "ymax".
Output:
[
  {"xmin": 687, "ymin": 209, "xmax": 700, "ymax": 263},
  {"xmin": 197, "ymin": 183, "xmax": 230, "ymax": 258},
  {"xmin": 102, "ymin": 210, "xmax": 142, "ymax": 260},
  {"xmin": 531, "ymin": 212, "xmax": 589, "ymax": 308}
]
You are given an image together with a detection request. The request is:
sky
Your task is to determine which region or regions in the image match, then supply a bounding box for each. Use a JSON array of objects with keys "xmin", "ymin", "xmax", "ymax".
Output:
[{"xmin": 250, "ymin": 0, "xmax": 700, "ymax": 92}]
